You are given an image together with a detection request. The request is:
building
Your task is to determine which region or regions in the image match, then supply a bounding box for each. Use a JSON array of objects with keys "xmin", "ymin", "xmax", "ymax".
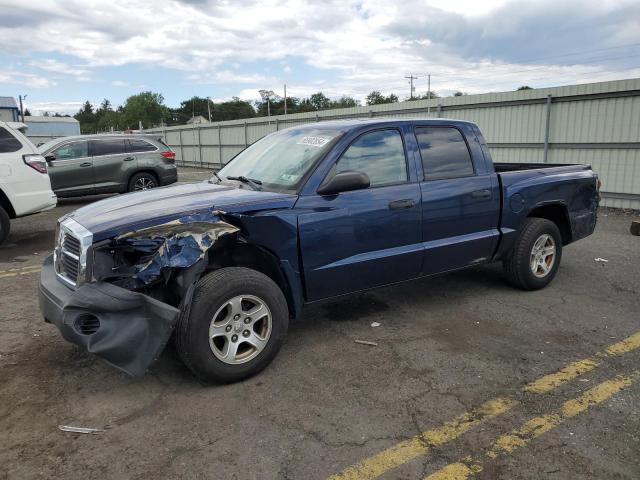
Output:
[
  {"xmin": 23, "ymin": 116, "xmax": 81, "ymax": 145},
  {"xmin": 0, "ymin": 96, "xmax": 20, "ymax": 122}
]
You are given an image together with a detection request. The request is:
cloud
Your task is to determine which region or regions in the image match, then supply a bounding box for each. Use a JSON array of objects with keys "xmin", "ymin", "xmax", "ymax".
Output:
[
  {"xmin": 0, "ymin": 70, "xmax": 57, "ymax": 88},
  {"xmin": 30, "ymin": 59, "xmax": 92, "ymax": 81},
  {"xmin": 25, "ymin": 101, "xmax": 84, "ymax": 116},
  {"xmin": 0, "ymin": 0, "xmax": 638, "ymax": 100}
]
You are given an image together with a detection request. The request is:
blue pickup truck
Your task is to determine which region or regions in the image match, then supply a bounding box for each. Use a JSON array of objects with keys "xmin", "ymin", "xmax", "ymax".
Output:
[{"xmin": 39, "ymin": 119, "xmax": 600, "ymax": 382}]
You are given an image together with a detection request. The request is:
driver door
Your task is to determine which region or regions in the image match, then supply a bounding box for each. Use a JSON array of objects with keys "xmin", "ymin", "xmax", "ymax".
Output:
[
  {"xmin": 297, "ymin": 128, "xmax": 422, "ymax": 301},
  {"xmin": 46, "ymin": 140, "xmax": 94, "ymax": 196}
]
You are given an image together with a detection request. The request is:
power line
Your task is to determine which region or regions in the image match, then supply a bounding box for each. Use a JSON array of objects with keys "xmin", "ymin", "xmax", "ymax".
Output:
[{"xmin": 404, "ymin": 74, "xmax": 419, "ymax": 99}]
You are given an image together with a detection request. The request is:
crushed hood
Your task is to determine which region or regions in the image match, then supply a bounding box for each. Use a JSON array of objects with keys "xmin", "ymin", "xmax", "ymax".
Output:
[{"xmin": 67, "ymin": 181, "xmax": 297, "ymax": 241}]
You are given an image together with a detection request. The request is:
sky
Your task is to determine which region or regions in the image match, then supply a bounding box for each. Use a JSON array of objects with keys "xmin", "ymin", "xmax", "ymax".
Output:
[{"xmin": 0, "ymin": 0, "xmax": 639, "ymax": 115}]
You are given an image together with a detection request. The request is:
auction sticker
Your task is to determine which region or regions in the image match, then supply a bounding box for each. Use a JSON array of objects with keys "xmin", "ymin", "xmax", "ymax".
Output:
[{"xmin": 297, "ymin": 136, "xmax": 331, "ymax": 147}]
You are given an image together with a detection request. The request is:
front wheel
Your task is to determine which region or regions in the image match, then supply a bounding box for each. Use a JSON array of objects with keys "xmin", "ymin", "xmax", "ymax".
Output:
[
  {"xmin": 503, "ymin": 217, "xmax": 563, "ymax": 290},
  {"xmin": 175, "ymin": 267, "xmax": 289, "ymax": 383},
  {"xmin": 0, "ymin": 206, "xmax": 10, "ymax": 245}
]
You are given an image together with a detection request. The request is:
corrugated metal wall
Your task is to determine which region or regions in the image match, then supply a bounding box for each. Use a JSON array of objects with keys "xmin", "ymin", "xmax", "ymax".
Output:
[{"xmin": 146, "ymin": 78, "xmax": 640, "ymax": 209}]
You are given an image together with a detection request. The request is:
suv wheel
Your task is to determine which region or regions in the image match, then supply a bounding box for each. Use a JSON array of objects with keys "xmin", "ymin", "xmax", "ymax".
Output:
[
  {"xmin": 503, "ymin": 217, "xmax": 563, "ymax": 290},
  {"xmin": 128, "ymin": 172, "xmax": 158, "ymax": 192},
  {"xmin": 175, "ymin": 267, "xmax": 289, "ymax": 383},
  {"xmin": 0, "ymin": 206, "xmax": 10, "ymax": 245}
]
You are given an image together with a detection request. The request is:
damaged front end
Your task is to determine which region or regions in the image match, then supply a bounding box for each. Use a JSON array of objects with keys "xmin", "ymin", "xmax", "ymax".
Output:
[{"xmin": 40, "ymin": 211, "xmax": 239, "ymax": 376}]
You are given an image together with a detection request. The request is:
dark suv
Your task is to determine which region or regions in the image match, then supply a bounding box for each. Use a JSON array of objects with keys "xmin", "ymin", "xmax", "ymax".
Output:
[{"xmin": 39, "ymin": 134, "xmax": 177, "ymax": 197}]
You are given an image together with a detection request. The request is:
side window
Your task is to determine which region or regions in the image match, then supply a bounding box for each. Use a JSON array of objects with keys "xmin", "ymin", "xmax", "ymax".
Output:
[
  {"xmin": 336, "ymin": 129, "xmax": 407, "ymax": 187},
  {"xmin": 52, "ymin": 141, "xmax": 88, "ymax": 160},
  {"xmin": 91, "ymin": 139, "xmax": 126, "ymax": 157},
  {"xmin": 415, "ymin": 127, "xmax": 474, "ymax": 180},
  {"xmin": 127, "ymin": 139, "xmax": 157, "ymax": 153},
  {"xmin": 0, "ymin": 127, "xmax": 23, "ymax": 153}
]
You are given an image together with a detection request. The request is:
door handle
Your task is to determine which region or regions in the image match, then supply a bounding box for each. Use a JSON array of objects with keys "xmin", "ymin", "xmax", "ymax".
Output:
[
  {"xmin": 470, "ymin": 189, "xmax": 491, "ymax": 199},
  {"xmin": 80, "ymin": 162, "xmax": 92, "ymax": 167},
  {"xmin": 388, "ymin": 198, "xmax": 416, "ymax": 210},
  {"xmin": 123, "ymin": 156, "xmax": 135, "ymax": 161}
]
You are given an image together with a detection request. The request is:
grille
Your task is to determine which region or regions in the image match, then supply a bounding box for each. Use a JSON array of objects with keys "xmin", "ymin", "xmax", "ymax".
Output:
[{"xmin": 60, "ymin": 232, "xmax": 81, "ymax": 283}]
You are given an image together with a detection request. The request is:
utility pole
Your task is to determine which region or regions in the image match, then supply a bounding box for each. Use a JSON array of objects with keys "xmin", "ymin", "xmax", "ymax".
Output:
[
  {"xmin": 427, "ymin": 74, "xmax": 431, "ymax": 114},
  {"xmin": 19, "ymin": 94, "xmax": 26, "ymax": 122},
  {"xmin": 405, "ymin": 74, "xmax": 418, "ymax": 100},
  {"xmin": 284, "ymin": 84, "xmax": 287, "ymax": 116}
]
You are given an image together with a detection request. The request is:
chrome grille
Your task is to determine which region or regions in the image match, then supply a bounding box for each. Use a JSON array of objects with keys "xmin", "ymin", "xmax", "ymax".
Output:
[{"xmin": 54, "ymin": 218, "xmax": 93, "ymax": 288}]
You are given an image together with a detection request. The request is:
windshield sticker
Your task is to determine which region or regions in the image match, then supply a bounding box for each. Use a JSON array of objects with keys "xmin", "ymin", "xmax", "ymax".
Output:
[{"xmin": 297, "ymin": 136, "xmax": 331, "ymax": 147}]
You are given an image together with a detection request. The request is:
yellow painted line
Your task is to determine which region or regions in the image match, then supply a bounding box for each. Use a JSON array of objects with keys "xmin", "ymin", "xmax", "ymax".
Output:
[
  {"xmin": 0, "ymin": 266, "xmax": 41, "ymax": 279},
  {"xmin": 524, "ymin": 331, "xmax": 640, "ymax": 394},
  {"xmin": 329, "ymin": 330, "xmax": 640, "ymax": 480},
  {"xmin": 425, "ymin": 371, "xmax": 640, "ymax": 480},
  {"xmin": 328, "ymin": 397, "xmax": 515, "ymax": 480}
]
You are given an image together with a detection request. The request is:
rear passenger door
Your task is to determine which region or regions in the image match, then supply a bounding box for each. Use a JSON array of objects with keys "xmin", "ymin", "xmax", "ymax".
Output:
[
  {"xmin": 90, "ymin": 138, "xmax": 130, "ymax": 193},
  {"xmin": 126, "ymin": 138, "xmax": 158, "ymax": 172},
  {"xmin": 46, "ymin": 140, "xmax": 94, "ymax": 196},
  {"xmin": 415, "ymin": 126, "xmax": 500, "ymax": 275}
]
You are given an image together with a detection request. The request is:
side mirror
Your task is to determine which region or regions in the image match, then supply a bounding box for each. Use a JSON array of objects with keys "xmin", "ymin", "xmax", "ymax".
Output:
[
  {"xmin": 317, "ymin": 170, "xmax": 370, "ymax": 195},
  {"xmin": 45, "ymin": 154, "xmax": 56, "ymax": 162}
]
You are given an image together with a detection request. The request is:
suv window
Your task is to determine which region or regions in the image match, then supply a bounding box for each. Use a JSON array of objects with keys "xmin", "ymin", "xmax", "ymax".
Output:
[
  {"xmin": 90, "ymin": 139, "xmax": 126, "ymax": 157},
  {"xmin": 52, "ymin": 141, "xmax": 88, "ymax": 160},
  {"xmin": 336, "ymin": 129, "xmax": 407, "ymax": 187},
  {"xmin": 0, "ymin": 127, "xmax": 23, "ymax": 153},
  {"xmin": 415, "ymin": 127, "xmax": 474, "ymax": 180},
  {"xmin": 127, "ymin": 139, "xmax": 157, "ymax": 153}
]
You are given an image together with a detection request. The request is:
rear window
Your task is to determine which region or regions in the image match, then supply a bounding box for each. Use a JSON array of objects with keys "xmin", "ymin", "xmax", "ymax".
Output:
[
  {"xmin": 90, "ymin": 139, "xmax": 126, "ymax": 157},
  {"xmin": 0, "ymin": 127, "xmax": 23, "ymax": 153},
  {"xmin": 415, "ymin": 127, "xmax": 474, "ymax": 180},
  {"xmin": 127, "ymin": 139, "xmax": 157, "ymax": 153}
]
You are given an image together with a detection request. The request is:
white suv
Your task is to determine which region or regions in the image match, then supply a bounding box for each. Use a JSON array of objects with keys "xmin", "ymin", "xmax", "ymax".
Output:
[{"xmin": 0, "ymin": 121, "xmax": 57, "ymax": 244}]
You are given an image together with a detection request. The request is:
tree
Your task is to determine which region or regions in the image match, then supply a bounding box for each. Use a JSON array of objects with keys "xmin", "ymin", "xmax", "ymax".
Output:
[
  {"xmin": 517, "ymin": 85, "xmax": 533, "ymax": 90},
  {"xmin": 453, "ymin": 91, "xmax": 467, "ymax": 97},
  {"xmin": 309, "ymin": 92, "xmax": 330, "ymax": 110},
  {"xmin": 24, "ymin": 108, "xmax": 32, "ymax": 116},
  {"xmin": 418, "ymin": 91, "xmax": 439, "ymax": 100},
  {"xmin": 120, "ymin": 91, "xmax": 170, "ymax": 129},
  {"xmin": 74, "ymin": 101, "xmax": 96, "ymax": 133},
  {"xmin": 365, "ymin": 91, "xmax": 399, "ymax": 105},
  {"xmin": 330, "ymin": 96, "xmax": 359, "ymax": 108}
]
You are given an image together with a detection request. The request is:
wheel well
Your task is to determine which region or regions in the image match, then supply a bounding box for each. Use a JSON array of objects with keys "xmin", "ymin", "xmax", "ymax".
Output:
[
  {"xmin": 528, "ymin": 204, "xmax": 572, "ymax": 244},
  {"xmin": 210, "ymin": 242, "xmax": 296, "ymax": 318},
  {"xmin": 0, "ymin": 188, "xmax": 16, "ymax": 218}
]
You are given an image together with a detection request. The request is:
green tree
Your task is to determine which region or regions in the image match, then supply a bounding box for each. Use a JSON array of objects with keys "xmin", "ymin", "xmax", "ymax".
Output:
[
  {"xmin": 517, "ymin": 85, "xmax": 533, "ymax": 90},
  {"xmin": 453, "ymin": 91, "xmax": 467, "ymax": 97},
  {"xmin": 329, "ymin": 96, "xmax": 359, "ymax": 108},
  {"xmin": 418, "ymin": 91, "xmax": 439, "ymax": 99},
  {"xmin": 309, "ymin": 92, "xmax": 330, "ymax": 110},
  {"xmin": 74, "ymin": 101, "xmax": 96, "ymax": 133},
  {"xmin": 23, "ymin": 108, "xmax": 32, "ymax": 116},
  {"xmin": 120, "ymin": 91, "xmax": 170, "ymax": 129},
  {"xmin": 365, "ymin": 91, "xmax": 398, "ymax": 105}
]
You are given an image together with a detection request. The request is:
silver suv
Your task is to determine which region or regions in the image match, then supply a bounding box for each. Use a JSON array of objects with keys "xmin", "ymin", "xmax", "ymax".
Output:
[{"xmin": 39, "ymin": 134, "xmax": 177, "ymax": 197}]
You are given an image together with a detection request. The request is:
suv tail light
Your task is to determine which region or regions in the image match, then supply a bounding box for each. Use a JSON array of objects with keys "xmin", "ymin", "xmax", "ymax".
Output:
[
  {"xmin": 23, "ymin": 154, "xmax": 48, "ymax": 174},
  {"xmin": 160, "ymin": 150, "xmax": 176, "ymax": 161}
]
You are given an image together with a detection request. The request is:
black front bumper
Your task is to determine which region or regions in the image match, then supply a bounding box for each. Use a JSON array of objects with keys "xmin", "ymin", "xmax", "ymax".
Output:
[{"xmin": 39, "ymin": 255, "xmax": 180, "ymax": 376}]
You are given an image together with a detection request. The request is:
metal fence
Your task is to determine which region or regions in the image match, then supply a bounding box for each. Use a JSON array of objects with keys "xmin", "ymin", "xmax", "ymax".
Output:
[{"xmin": 146, "ymin": 78, "xmax": 640, "ymax": 209}]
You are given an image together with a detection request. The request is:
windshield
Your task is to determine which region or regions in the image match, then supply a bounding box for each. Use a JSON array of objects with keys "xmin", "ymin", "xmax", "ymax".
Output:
[{"xmin": 217, "ymin": 127, "xmax": 344, "ymax": 191}]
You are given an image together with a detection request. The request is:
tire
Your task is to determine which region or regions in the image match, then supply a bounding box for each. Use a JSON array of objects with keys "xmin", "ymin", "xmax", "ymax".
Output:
[
  {"xmin": 175, "ymin": 267, "xmax": 289, "ymax": 383},
  {"xmin": 503, "ymin": 217, "xmax": 563, "ymax": 290},
  {"xmin": 0, "ymin": 206, "xmax": 10, "ymax": 245},
  {"xmin": 128, "ymin": 172, "xmax": 158, "ymax": 192}
]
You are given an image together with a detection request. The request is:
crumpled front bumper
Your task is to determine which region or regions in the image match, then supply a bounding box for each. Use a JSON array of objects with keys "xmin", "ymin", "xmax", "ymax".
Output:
[{"xmin": 39, "ymin": 255, "xmax": 180, "ymax": 376}]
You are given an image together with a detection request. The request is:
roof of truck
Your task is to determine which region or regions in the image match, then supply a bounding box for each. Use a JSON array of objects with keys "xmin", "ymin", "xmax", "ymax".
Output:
[{"xmin": 283, "ymin": 117, "xmax": 477, "ymax": 130}]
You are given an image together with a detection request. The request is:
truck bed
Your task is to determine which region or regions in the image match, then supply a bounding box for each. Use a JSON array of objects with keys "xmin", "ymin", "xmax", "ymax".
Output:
[{"xmin": 494, "ymin": 162, "xmax": 584, "ymax": 173}]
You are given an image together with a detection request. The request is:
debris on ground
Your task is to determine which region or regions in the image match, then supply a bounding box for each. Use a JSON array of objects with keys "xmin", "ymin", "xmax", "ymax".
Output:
[
  {"xmin": 58, "ymin": 425, "xmax": 105, "ymax": 434},
  {"xmin": 371, "ymin": 322, "xmax": 381, "ymax": 328},
  {"xmin": 594, "ymin": 258, "xmax": 609, "ymax": 263},
  {"xmin": 354, "ymin": 340, "xmax": 378, "ymax": 347},
  {"xmin": 631, "ymin": 220, "xmax": 640, "ymax": 236}
]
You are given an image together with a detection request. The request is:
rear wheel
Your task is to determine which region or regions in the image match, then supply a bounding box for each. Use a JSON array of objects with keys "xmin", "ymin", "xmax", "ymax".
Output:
[
  {"xmin": 128, "ymin": 172, "xmax": 158, "ymax": 192},
  {"xmin": 0, "ymin": 206, "xmax": 10, "ymax": 245},
  {"xmin": 175, "ymin": 267, "xmax": 289, "ymax": 383},
  {"xmin": 503, "ymin": 217, "xmax": 563, "ymax": 290}
]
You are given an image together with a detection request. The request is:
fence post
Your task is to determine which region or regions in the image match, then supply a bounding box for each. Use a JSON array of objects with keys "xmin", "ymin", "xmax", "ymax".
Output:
[
  {"xmin": 244, "ymin": 122, "xmax": 248, "ymax": 147},
  {"xmin": 197, "ymin": 125, "xmax": 202, "ymax": 168},
  {"xmin": 543, "ymin": 94, "xmax": 553, "ymax": 163},
  {"xmin": 275, "ymin": 118, "xmax": 279, "ymax": 131},
  {"xmin": 178, "ymin": 129, "xmax": 184, "ymax": 165},
  {"xmin": 437, "ymin": 104, "xmax": 442, "ymax": 118},
  {"xmin": 217, "ymin": 125, "xmax": 222, "ymax": 168}
]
